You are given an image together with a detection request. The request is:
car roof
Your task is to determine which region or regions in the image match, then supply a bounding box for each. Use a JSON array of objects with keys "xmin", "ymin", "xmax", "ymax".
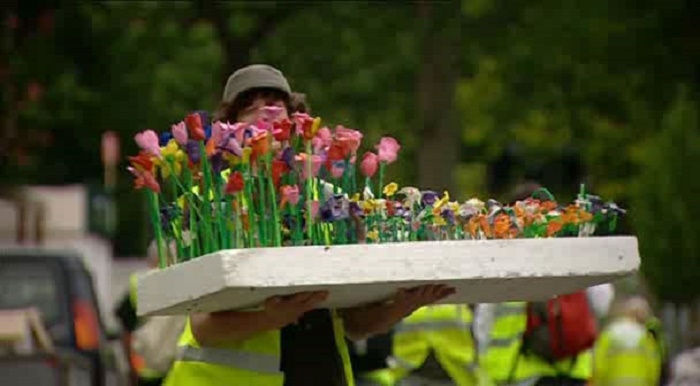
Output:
[{"xmin": 0, "ymin": 247, "xmax": 86, "ymax": 270}]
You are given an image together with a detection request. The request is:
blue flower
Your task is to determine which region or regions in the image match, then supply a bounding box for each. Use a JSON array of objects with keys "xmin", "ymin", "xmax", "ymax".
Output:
[{"xmin": 159, "ymin": 131, "xmax": 173, "ymax": 146}]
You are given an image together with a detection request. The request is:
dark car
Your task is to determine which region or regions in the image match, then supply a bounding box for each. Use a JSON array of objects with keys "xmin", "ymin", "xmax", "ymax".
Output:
[{"xmin": 0, "ymin": 248, "xmax": 124, "ymax": 386}]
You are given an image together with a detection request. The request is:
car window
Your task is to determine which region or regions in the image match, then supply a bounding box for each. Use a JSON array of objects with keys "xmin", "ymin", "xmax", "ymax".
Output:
[{"xmin": 0, "ymin": 262, "xmax": 68, "ymax": 332}]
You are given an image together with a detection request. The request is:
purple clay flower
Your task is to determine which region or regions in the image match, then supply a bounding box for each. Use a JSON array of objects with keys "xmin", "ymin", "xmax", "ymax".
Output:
[
  {"xmin": 421, "ymin": 190, "xmax": 439, "ymax": 207},
  {"xmin": 441, "ymin": 207, "xmax": 456, "ymax": 225},
  {"xmin": 218, "ymin": 133, "xmax": 243, "ymax": 157},
  {"xmin": 320, "ymin": 195, "xmax": 350, "ymax": 222},
  {"xmin": 349, "ymin": 201, "xmax": 364, "ymax": 218},
  {"xmin": 320, "ymin": 198, "xmax": 335, "ymax": 223},
  {"xmin": 393, "ymin": 202, "xmax": 407, "ymax": 218},
  {"xmin": 159, "ymin": 205, "xmax": 180, "ymax": 235},
  {"xmin": 281, "ymin": 146, "xmax": 296, "ymax": 169},
  {"xmin": 210, "ymin": 153, "xmax": 226, "ymax": 174},
  {"xmin": 331, "ymin": 194, "xmax": 350, "ymax": 220},
  {"xmin": 186, "ymin": 140, "xmax": 201, "ymax": 164}
]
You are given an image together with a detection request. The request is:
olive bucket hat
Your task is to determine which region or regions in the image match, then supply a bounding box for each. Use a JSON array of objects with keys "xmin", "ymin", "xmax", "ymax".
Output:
[{"xmin": 222, "ymin": 64, "xmax": 292, "ymax": 104}]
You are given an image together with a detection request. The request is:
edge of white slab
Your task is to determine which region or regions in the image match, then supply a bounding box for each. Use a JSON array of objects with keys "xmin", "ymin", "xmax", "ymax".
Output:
[{"xmin": 137, "ymin": 236, "xmax": 640, "ymax": 316}]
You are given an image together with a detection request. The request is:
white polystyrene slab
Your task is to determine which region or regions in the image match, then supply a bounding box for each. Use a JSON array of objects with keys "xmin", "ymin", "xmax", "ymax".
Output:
[{"xmin": 137, "ymin": 236, "xmax": 640, "ymax": 317}]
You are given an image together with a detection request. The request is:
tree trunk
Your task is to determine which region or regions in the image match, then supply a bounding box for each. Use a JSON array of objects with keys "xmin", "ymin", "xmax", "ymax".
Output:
[
  {"xmin": 415, "ymin": 1, "xmax": 462, "ymax": 194},
  {"xmin": 196, "ymin": 1, "xmax": 306, "ymax": 96}
]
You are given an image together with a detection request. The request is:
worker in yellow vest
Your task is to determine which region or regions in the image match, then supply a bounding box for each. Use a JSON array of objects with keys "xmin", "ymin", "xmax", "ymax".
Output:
[
  {"xmin": 480, "ymin": 302, "xmax": 591, "ymax": 386},
  {"xmin": 115, "ymin": 241, "xmax": 179, "ymax": 386},
  {"xmin": 359, "ymin": 305, "xmax": 491, "ymax": 386},
  {"xmin": 591, "ymin": 297, "xmax": 661, "ymax": 386},
  {"xmin": 163, "ymin": 64, "xmax": 456, "ymax": 386}
]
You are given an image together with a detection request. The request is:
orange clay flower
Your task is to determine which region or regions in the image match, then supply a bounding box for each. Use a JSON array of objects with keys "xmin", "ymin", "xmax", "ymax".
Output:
[
  {"xmin": 546, "ymin": 218, "xmax": 563, "ymax": 237},
  {"xmin": 494, "ymin": 213, "xmax": 512, "ymax": 239},
  {"xmin": 250, "ymin": 131, "xmax": 270, "ymax": 160}
]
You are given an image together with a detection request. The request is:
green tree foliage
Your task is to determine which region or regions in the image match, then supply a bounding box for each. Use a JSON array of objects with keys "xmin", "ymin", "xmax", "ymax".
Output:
[
  {"xmin": 2, "ymin": 0, "xmax": 699, "ymax": 304},
  {"xmin": 633, "ymin": 88, "xmax": 700, "ymax": 304}
]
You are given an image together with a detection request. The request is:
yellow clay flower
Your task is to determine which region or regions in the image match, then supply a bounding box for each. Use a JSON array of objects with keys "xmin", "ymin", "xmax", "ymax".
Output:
[
  {"xmin": 383, "ymin": 182, "xmax": 398, "ymax": 197},
  {"xmin": 433, "ymin": 215, "xmax": 447, "ymax": 226},
  {"xmin": 161, "ymin": 139, "xmax": 179, "ymax": 158},
  {"xmin": 366, "ymin": 229, "xmax": 379, "ymax": 242},
  {"xmin": 311, "ymin": 117, "xmax": 321, "ymax": 137},
  {"xmin": 223, "ymin": 152, "xmax": 241, "ymax": 166},
  {"xmin": 434, "ymin": 191, "xmax": 450, "ymax": 210},
  {"xmin": 242, "ymin": 147, "xmax": 252, "ymax": 164}
]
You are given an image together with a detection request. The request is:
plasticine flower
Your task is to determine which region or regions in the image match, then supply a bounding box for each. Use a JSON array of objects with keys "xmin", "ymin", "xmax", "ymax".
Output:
[
  {"xmin": 273, "ymin": 119, "xmax": 292, "ymax": 142},
  {"xmin": 398, "ymin": 187, "xmax": 421, "ymax": 208},
  {"xmin": 241, "ymin": 147, "xmax": 252, "ymax": 165},
  {"xmin": 280, "ymin": 185, "xmax": 300, "ymax": 208},
  {"xmin": 292, "ymin": 112, "xmax": 315, "ymax": 138},
  {"xmin": 434, "ymin": 191, "xmax": 450, "ymax": 210},
  {"xmin": 135, "ymin": 130, "xmax": 162, "ymax": 158},
  {"xmin": 171, "ymin": 121, "xmax": 188, "ymax": 146},
  {"xmin": 296, "ymin": 153, "xmax": 322, "ymax": 180},
  {"xmin": 326, "ymin": 143, "xmax": 346, "ymax": 163},
  {"xmin": 219, "ymin": 134, "xmax": 243, "ymax": 157},
  {"xmin": 250, "ymin": 131, "xmax": 270, "ymax": 160},
  {"xmin": 316, "ymin": 127, "xmax": 333, "ymax": 148},
  {"xmin": 128, "ymin": 152, "xmax": 154, "ymax": 172},
  {"xmin": 330, "ymin": 160, "xmax": 345, "ymax": 179},
  {"xmin": 383, "ymin": 182, "xmax": 398, "ymax": 197},
  {"xmin": 271, "ymin": 159, "xmax": 288, "ymax": 187},
  {"xmin": 360, "ymin": 152, "xmax": 379, "ymax": 177},
  {"xmin": 160, "ymin": 131, "xmax": 173, "ymax": 146},
  {"xmin": 334, "ymin": 125, "xmax": 363, "ymax": 154},
  {"xmin": 159, "ymin": 140, "xmax": 184, "ymax": 178},
  {"xmin": 309, "ymin": 117, "xmax": 321, "ymax": 139},
  {"xmin": 185, "ymin": 112, "xmax": 206, "ymax": 141},
  {"xmin": 184, "ymin": 140, "xmax": 202, "ymax": 165},
  {"xmin": 211, "ymin": 121, "xmax": 227, "ymax": 145},
  {"xmin": 210, "ymin": 153, "xmax": 226, "ymax": 174},
  {"xmin": 225, "ymin": 171, "xmax": 244, "ymax": 195},
  {"xmin": 421, "ymin": 191, "xmax": 439, "ymax": 206},
  {"xmin": 128, "ymin": 166, "xmax": 160, "ymax": 193},
  {"xmin": 376, "ymin": 137, "xmax": 401, "ymax": 164}
]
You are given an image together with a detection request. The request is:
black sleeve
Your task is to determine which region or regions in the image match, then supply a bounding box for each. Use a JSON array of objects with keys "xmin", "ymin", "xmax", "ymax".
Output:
[{"xmin": 114, "ymin": 291, "xmax": 139, "ymax": 333}]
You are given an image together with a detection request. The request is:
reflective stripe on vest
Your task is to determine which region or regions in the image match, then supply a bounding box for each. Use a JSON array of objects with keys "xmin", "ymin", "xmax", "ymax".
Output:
[
  {"xmin": 604, "ymin": 377, "xmax": 655, "ymax": 386},
  {"xmin": 395, "ymin": 320, "xmax": 472, "ymax": 334},
  {"xmin": 175, "ymin": 345, "xmax": 280, "ymax": 374},
  {"xmin": 390, "ymin": 305, "xmax": 478, "ymax": 384},
  {"xmin": 483, "ymin": 302, "xmax": 526, "ymax": 381}
]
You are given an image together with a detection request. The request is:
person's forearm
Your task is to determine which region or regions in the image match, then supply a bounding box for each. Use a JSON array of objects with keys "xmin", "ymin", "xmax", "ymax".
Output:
[
  {"xmin": 339, "ymin": 301, "xmax": 412, "ymax": 341},
  {"xmin": 190, "ymin": 310, "xmax": 285, "ymax": 346}
]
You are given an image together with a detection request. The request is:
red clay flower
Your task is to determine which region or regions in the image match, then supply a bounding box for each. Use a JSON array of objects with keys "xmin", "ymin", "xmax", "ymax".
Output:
[
  {"xmin": 273, "ymin": 119, "xmax": 292, "ymax": 142},
  {"xmin": 225, "ymin": 171, "xmax": 245, "ymax": 195},
  {"xmin": 185, "ymin": 113, "xmax": 206, "ymax": 141},
  {"xmin": 271, "ymin": 159, "xmax": 288, "ymax": 187}
]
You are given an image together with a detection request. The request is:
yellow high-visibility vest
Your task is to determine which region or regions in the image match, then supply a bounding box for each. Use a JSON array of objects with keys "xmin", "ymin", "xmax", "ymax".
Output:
[
  {"xmin": 592, "ymin": 319, "xmax": 661, "ymax": 386},
  {"xmin": 482, "ymin": 302, "xmax": 592, "ymax": 385},
  {"xmin": 369, "ymin": 305, "xmax": 489, "ymax": 386},
  {"xmin": 163, "ymin": 310, "xmax": 355, "ymax": 386}
]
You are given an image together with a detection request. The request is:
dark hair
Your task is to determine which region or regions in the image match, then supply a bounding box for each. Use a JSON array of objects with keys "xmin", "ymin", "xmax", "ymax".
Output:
[
  {"xmin": 509, "ymin": 181, "xmax": 543, "ymax": 203},
  {"xmin": 215, "ymin": 87, "xmax": 291, "ymax": 123},
  {"xmin": 290, "ymin": 92, "xmax": 310, "ymax": 114}
]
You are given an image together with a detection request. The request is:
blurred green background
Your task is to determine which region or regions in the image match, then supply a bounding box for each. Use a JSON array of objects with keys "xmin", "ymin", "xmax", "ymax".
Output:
[{"xmin": 2, "ymin": 1, "xmax": 699, "ymax": 314}]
